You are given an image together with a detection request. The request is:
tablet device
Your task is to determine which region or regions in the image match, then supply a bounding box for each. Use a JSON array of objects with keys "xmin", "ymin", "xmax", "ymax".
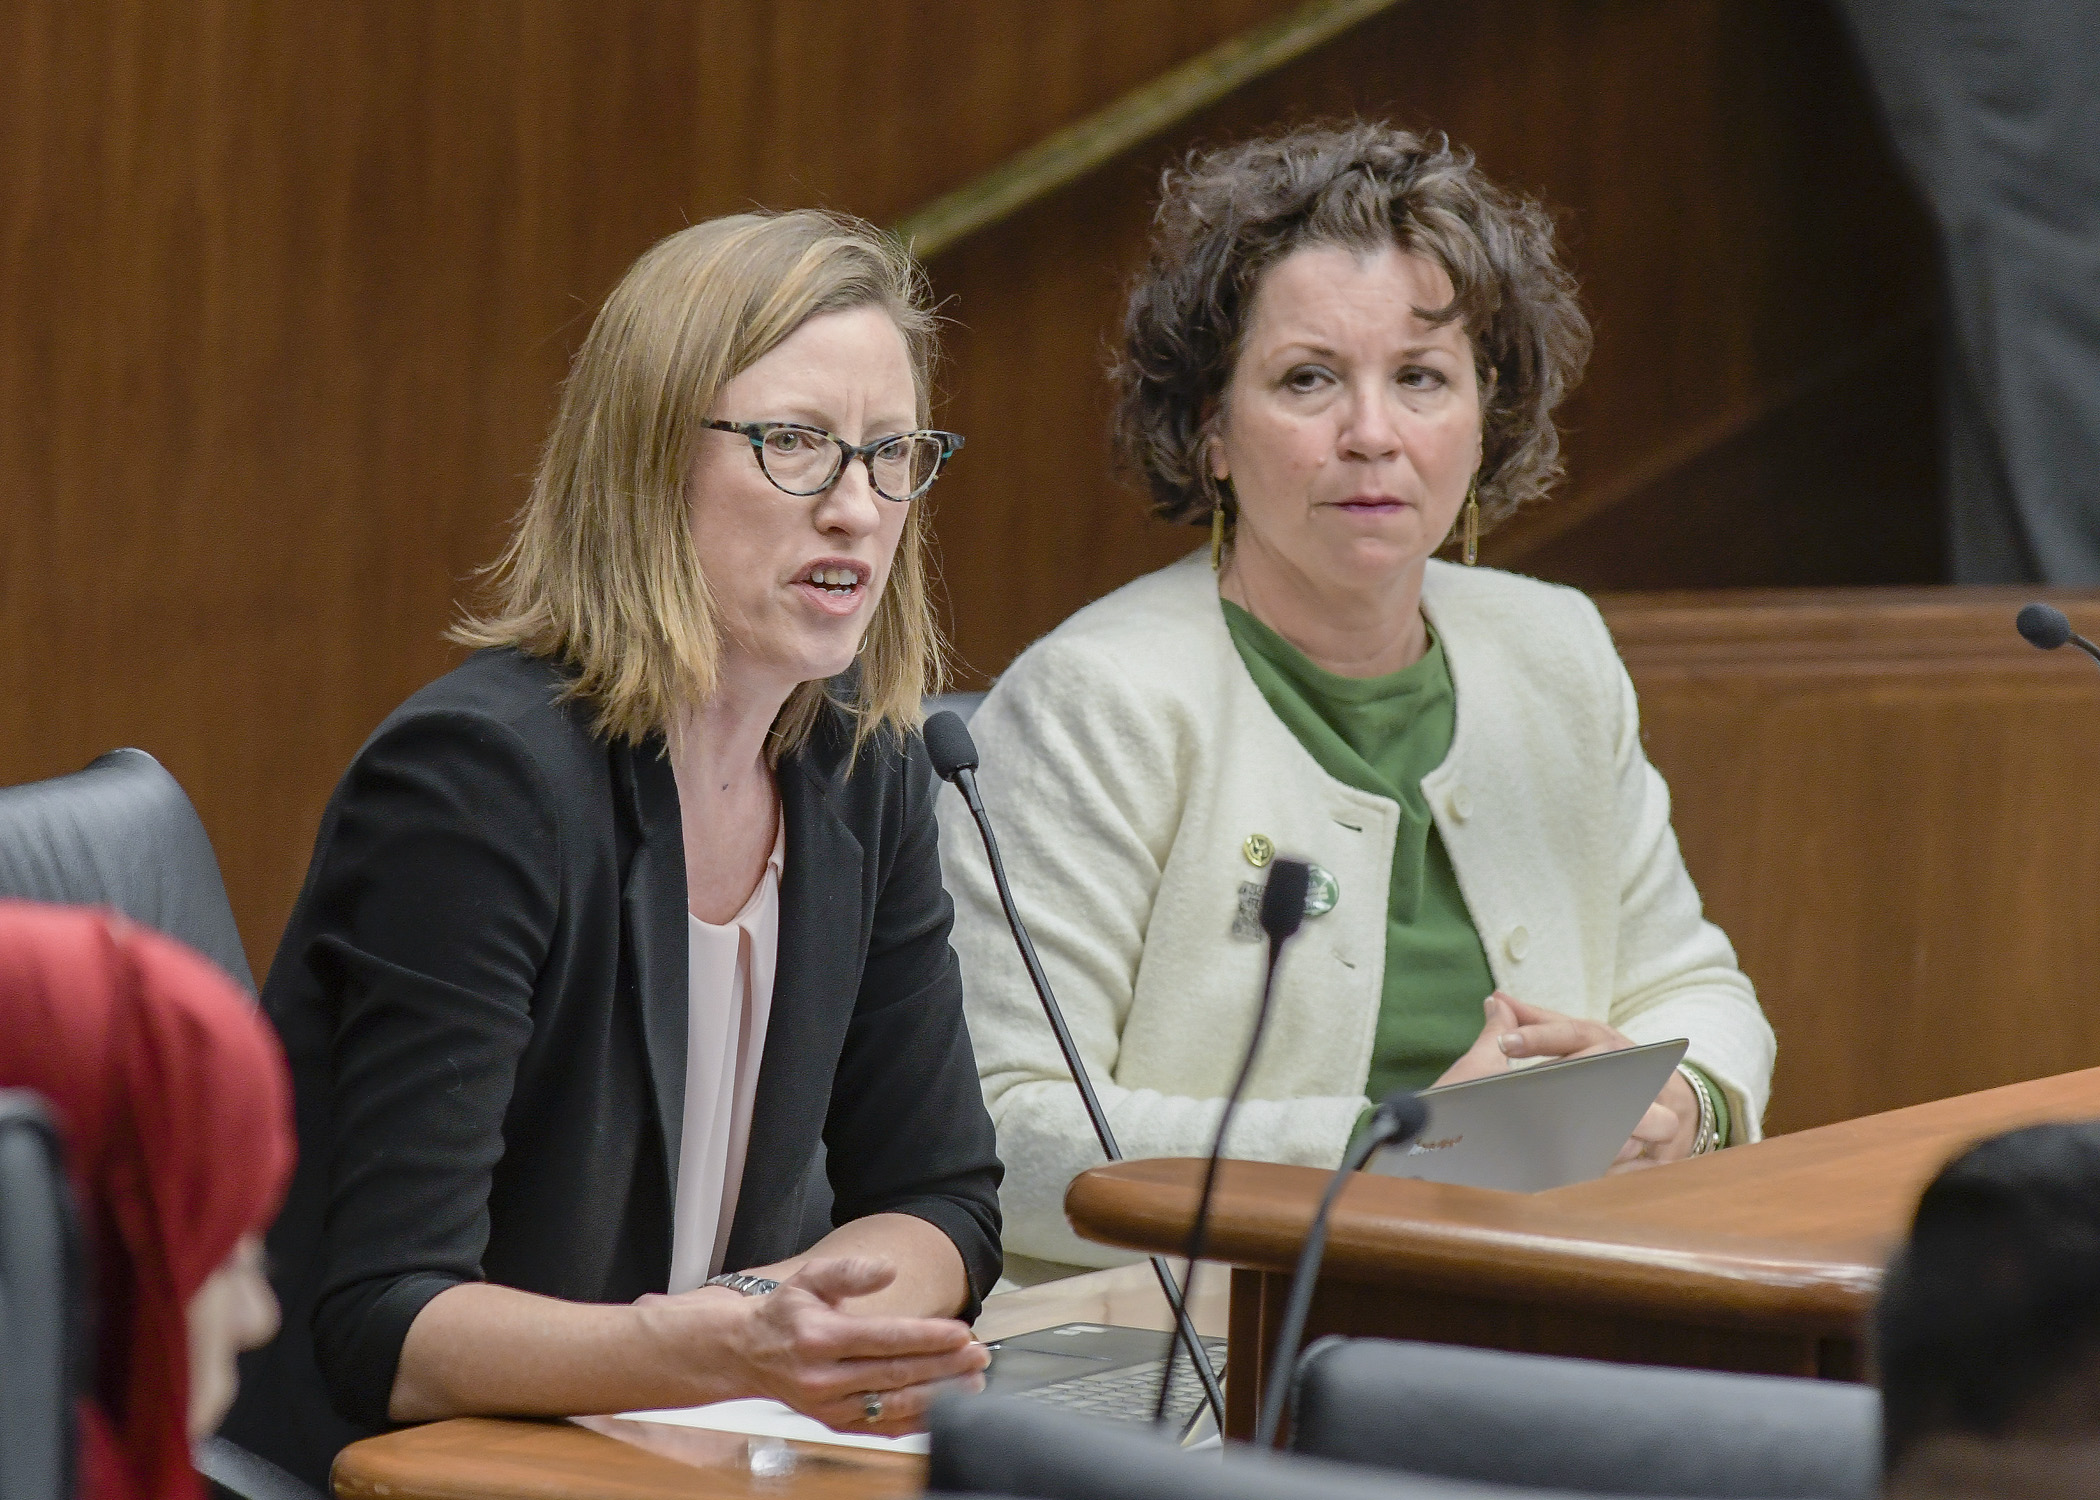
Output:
[{"xmin": 1366, "ymin": 1037, "xmax": 1690, "ymax": 1192}]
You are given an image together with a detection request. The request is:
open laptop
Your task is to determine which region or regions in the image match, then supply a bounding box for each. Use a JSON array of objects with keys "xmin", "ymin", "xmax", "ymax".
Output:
[{"xmin": 1367, "ymin": 1037, "xmax": 1690, "ymax": 1192}]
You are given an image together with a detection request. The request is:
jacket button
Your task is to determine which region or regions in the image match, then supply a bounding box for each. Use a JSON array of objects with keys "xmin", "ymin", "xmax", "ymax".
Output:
[
  {"xmin": 1449, "ymin": 785, "xmax": 1473, "ymax": 822},
  {"xmin": 1504, "ymin": 926, "xmax": 1530, "ymax": 961}
]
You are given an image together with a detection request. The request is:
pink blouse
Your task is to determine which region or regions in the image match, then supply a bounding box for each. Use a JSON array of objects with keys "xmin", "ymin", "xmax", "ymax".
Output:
[{"xmin": 667, "ymin": 813, "xmax": 787, "ymax": 1293}]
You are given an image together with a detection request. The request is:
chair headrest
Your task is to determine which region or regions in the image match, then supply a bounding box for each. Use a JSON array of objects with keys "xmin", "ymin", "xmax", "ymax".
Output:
[
  {"xmin": 927, "ymin": 1393, "xmax": 1591, "ymax": 1500},
  {"xmin": 0, "ymin": 749, "xmax": 253, "ymax": 991}
]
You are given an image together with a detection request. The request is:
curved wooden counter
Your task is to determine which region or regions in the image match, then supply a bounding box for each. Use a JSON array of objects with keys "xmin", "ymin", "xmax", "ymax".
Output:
[
  {"xmin": 1068, "ymin": 1157, "xmax": 1879, "ymax": 1331},
  {"xmin": 1067, "ymin": 1066, "xmax": 2100, "ymax": 1434}
]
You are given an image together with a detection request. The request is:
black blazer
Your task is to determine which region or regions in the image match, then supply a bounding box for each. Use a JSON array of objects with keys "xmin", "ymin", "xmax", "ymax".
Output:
[{"xmin": 224, "ymin": 648, "xmax": 1002, "ymax": 1487}]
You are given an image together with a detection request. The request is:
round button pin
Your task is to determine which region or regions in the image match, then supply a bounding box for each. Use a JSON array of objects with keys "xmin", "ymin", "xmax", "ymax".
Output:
[
  {"xmin": 1243, "ymin": 834, "xmax": 1275, "ymax": 868},
  {"xmin": 1304, "ymin": 863, "xmax": 1340, "ymax": 918}
]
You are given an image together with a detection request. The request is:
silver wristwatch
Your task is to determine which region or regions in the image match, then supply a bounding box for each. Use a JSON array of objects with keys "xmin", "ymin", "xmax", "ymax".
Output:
[{"xmin": 704, "ymin": 1272, "xmax": 781, "ymax": 1297}]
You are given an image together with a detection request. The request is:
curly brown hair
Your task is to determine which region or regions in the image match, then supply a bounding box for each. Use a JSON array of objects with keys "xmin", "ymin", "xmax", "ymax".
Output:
[{"xmin": 1112, "ymin": 122, "xmax": 1592, "ymax": 540}]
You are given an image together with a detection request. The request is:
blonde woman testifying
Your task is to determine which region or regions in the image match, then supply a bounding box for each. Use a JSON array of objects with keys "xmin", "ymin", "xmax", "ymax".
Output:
[
  {"xmin": 228, "ymin": 211, "xmax": 998, "ymax": 1484},
  {"xmin": 940, "ymin": 125, "xmax": 1775, "ymax": 1279}
]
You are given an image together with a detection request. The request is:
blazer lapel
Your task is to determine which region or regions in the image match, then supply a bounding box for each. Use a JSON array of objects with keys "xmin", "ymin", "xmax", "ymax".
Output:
[
  {"xmin": 617, "ymin": 737, "xmax": 690, "ymax": 1206},
  {"xmin": 722, "ymin": 739, "xmax": 863, "ymax": 1268}
]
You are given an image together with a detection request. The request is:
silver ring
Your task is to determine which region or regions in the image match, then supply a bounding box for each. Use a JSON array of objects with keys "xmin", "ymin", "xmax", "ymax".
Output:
[{"xmin": 861, "ymin": 1391, "xmax": 884, "ymax": 1423}]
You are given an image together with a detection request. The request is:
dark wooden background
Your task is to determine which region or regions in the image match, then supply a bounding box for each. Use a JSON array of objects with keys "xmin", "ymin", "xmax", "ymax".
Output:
[{"xmin": 2, "ymin": 1, "xmax": 1958, "ymax": 1117}]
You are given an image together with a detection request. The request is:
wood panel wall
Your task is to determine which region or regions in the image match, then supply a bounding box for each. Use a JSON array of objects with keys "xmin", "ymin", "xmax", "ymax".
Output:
[
  {"xmin": 1604, "ymin": 590, "xmax": 2100, "ymax": 1136},
  {"xmin": 2, "ymin": 3, "xmax": 1943, "ymax": 1010},
  {"xmin": 0, "ymin": 0, "xmax": 1299, "ymax": 978}
]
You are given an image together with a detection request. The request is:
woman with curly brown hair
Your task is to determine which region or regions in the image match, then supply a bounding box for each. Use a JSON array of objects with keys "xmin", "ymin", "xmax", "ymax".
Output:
[{"xmin": 939, "ymin": 123, "xmax": 1774, "ymax": 1279}]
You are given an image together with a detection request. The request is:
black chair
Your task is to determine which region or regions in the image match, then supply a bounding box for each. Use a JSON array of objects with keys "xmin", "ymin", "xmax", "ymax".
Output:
[
  {"xmin": 0, "ymin": 748, "xmax": 254, "ymax": 990},
  {"xmin": 192, "ymin": 1436, "xmax": 325, "ymax": 1500},
  {"xmin": 927, "ymin": 1394, "xmax": 1667, "ymax": 1500},
  {"xmin": 1289, "ymin": 1338, "xmax": 1880, "ymax": 1500},
  {"xmin": 0, "ymin": 1090, "xmax": 80, "ymax": 1500}
]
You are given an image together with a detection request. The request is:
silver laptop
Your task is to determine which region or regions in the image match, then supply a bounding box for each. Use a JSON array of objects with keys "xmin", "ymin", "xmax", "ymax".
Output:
[{"xmin": 1367, "ymin": 1038, "xmax": 1690, "ymax": 1192}]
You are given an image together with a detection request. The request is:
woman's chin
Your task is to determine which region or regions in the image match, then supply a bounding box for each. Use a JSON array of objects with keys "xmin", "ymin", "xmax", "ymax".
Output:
[
  {"xmin": 778, "ymin": 633, "xmax": 868, "ymax": 688},
  {"xmin": 1309, "ymin": 533, "xmax": 1439, "ymax": 592}
]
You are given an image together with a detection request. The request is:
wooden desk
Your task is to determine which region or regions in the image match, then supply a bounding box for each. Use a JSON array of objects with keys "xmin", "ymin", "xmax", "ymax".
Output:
[
  {"xmin": 329, "ymin": 1263, "xmax": 1226, "ymax": 1500},
  {"xmin": 1066, "ymin": 1066, "xmax": 2100, "ymax": 1438}
]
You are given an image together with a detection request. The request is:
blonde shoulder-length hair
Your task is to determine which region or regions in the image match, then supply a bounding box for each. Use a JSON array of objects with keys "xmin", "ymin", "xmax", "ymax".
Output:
[{"xmin": 453, "ymin": 209, "xmax": 947, "ymax": 759}]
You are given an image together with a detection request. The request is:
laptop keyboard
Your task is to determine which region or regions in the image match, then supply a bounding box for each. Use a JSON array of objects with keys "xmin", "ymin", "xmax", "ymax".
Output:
[{"xmin": 1017, "ymin": 1339, "xmax": 1226, "ymax": 1427}]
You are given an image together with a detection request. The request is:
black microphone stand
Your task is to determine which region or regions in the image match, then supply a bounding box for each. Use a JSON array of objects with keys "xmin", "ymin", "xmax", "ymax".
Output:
[
  {"xmin": 1252, "ymin": 1089, "xmax": 1426, "ymax": 1448},
  {"xmin": 1152, "ymin": 858, "xmax": 1309, "ymax": 1425},
  {"xmin": 942, "ymin": 755, "xmax": 1228, "ymax": 1435}
]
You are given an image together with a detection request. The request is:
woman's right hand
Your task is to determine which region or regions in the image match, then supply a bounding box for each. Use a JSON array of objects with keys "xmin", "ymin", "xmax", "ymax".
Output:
[
  {"xmin": 636, "ymin": 1256, "xmax": 988, "ymax": 1434},
  {"xmin": 1433, "ymin": 992, "xmax": 1522, "ymax": 1087}
]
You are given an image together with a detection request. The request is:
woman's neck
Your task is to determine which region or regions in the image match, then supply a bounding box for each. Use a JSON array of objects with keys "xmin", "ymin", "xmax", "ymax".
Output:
[
  {"xmin": 667, "ymin": 661, "xmax": 793, "ymax": 924},
  {"xmin": 668, "ymin": 676, "xmax": 785, "ymax": 793},
  {"xmin": 1219, "ymin": 539, "xmax": 1430, "ymax": 678}
]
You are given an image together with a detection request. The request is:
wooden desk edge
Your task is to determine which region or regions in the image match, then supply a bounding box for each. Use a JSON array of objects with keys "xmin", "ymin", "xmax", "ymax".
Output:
[
  {"xmin": 1066, "ymin": 1070, "xmax": 2100, "ymax": 1332},
  {"xmin": 331, "ymin": 1417, "xmax": 712, "ymax": 1500},
  {"xmin": 333, "ymin": 1415, "xmax": 922, "ymax": 1500},
  {"xmin": 1066, "ymin": 1159, "xmax": 1880, "ymax": 1332}
]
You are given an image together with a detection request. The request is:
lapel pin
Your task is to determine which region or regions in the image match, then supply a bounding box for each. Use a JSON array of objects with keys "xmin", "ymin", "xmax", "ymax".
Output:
[{"xmin": 1304, "ymin": 862, "xmax": 1339, "ymax": 918}]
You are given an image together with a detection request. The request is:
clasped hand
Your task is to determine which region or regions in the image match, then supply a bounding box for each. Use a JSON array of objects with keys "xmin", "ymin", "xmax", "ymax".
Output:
[
  {"xmin": 635, "ymin": 1256, "xmax": 988, "ymax": 1434},
  {"xmin": 1433, "ymin": 991, "xmax": 1699, "ymax": 1169}
]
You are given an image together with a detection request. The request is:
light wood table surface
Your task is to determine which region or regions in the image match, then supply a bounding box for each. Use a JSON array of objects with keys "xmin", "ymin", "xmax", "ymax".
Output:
[
  {"xmin": 1066, "ymin": 1066, "xmax": 2100, "ymax": 1436},
  {"xmin": 330, "ymin": 1262, "xmax": 1226, "ymax": 1500}
]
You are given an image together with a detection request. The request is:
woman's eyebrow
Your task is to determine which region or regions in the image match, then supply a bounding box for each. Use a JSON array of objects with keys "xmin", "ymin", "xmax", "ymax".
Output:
[
  {"xmin": 730, "ymin": 404, "xmax": 917, "ymax": 434},
  {"xmin": 1266, "ymin": 338, "xmax": 1457, "ymax": 361},
  {"xmin": 1265, "ymin": 339, "xmax": 1341, "ymax": 361}
]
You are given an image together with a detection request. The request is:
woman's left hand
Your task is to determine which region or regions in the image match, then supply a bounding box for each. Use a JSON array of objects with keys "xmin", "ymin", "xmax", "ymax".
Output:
[{"xmin": 1491, "ymin": 993, "xmax": 1698, "ymax": 1169}]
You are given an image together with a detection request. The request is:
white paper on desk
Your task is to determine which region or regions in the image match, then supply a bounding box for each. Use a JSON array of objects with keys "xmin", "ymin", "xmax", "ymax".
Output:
[{"xmin": 616, "ymin": 1399, "xmax": 929, "ymax": 1455}]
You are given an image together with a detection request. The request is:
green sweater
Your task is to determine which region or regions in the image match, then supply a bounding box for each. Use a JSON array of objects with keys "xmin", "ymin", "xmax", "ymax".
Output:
[
  {"xmin": 1222, "ymin": 601, "xmax": 1494, "ymax": 1099},
  {"xmin": 1222, "ymin": 600, "xmax": 1730, "ymax": 1143}
]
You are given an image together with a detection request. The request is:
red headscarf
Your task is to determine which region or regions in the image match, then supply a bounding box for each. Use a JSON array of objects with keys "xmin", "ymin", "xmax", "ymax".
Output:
[{"xmin": 0, "ymin": 901, "xmax": 294, "ymax": 1500}]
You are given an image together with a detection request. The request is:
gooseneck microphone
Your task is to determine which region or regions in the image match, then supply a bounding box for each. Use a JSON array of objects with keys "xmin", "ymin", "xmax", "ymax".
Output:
[
  {"xmin": 922, "ymin": 710, "xmax": 1226, "ymax": 1434},
  {"xmin": 1252, "ymin": 1088, "xmax": 1428, "ymax": 1448},
  {"xmin": 2017, "ymin": 602, "xmax": 2100, "ymax": 670},
  {"xmin": 1154, "ymin": 856, "xmax": 1313, "ymax": 1424}
]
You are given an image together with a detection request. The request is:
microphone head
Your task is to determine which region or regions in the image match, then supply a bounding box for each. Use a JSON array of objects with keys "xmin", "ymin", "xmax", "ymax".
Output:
[
  {"xmin": 1371, "ymin": 1089, "xmax": 1429, "ymax": 1146},
  {"xmin": 1259, "ymin": 858, "xmax": 1312, "ymax": 945},
  {"xmin": 2018, "ymin": 602, "xmax": 2074, "ymax": 651},
  {"xmin": 922, "ymin": 710, "xmax": 980, "ymax": 781}
]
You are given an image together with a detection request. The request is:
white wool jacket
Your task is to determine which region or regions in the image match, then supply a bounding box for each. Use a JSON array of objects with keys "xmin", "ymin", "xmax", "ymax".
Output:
[{"xmin": 938, "ymin": 552, "xmax": 1776, "ymax": 1269}]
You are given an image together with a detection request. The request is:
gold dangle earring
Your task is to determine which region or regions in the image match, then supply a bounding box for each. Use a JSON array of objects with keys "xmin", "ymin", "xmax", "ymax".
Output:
[
  {"xmin": 1206, "ymin": 429, "xmax": 1231, "ymax": 572},
  {"xmin": 1461, "ymin": 477, "xmax": 1480, "ymax": 566}
]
